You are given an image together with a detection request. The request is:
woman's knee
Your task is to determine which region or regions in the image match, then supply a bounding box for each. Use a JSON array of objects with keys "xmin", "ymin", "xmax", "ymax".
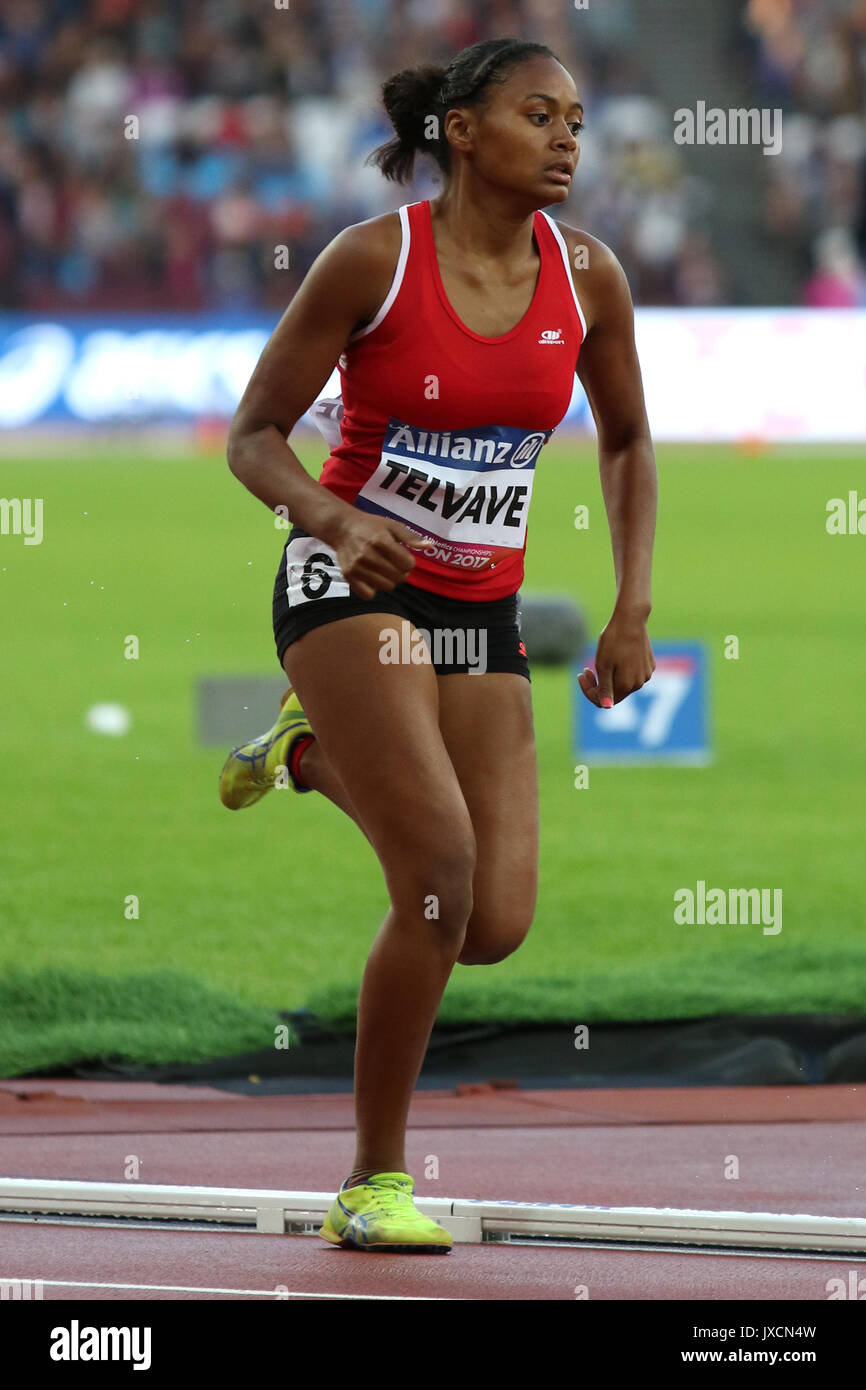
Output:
[
  {"xmin": 457, "ymin": 903, "xmax": 535, "ymax": 965},
  {"xmin": 387, "ymin": 837, "xmax": 477, "ymax": 945}
]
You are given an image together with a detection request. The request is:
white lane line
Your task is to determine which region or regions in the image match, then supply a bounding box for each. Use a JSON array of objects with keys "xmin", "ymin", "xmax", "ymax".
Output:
[
  {"xmin": 505, "ymin": 1240, "xmax": 864, "ymax": 1261},
  {"xmin": 5, "ymin": 1278, "xmax": 454, "ymax": 1300}
]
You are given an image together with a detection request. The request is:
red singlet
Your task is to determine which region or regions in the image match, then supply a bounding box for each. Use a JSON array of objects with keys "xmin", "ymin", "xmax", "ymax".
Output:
[{"xmin": 317, "ymin": 199, "xmax": 586, "ymax": 600}]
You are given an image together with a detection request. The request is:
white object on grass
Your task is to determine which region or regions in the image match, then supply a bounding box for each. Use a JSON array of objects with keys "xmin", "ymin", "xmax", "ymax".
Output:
[{"xmin": 85, "ymin": 703, "xmax": 132, "ymax": 736}]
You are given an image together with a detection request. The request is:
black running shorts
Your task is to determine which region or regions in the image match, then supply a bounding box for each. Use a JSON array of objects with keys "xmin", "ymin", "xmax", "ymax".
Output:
[{"xmin": 272, "ymin": 527, "xmax": 530, "ymax": 679}]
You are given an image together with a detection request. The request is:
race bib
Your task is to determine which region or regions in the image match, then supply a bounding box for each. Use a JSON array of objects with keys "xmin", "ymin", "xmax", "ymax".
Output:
[{"xmin": 354, "ymin": 419, "xmax": 552, "ymax": 573}]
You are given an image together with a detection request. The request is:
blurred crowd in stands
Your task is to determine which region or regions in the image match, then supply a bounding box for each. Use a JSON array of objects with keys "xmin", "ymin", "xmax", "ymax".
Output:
[
  {"xmin": 0, "ymin": 0, "xmax": 863, "ymax": 312},
  {"xmin": 744, "ymin": 0, "xmax": 866, "ymax": 306}
]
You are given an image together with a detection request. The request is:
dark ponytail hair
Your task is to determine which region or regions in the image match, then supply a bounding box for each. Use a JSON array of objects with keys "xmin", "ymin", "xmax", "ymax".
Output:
[{"xmin": 367, "ymin": 38, "xmax": 559, "ymax": 184}]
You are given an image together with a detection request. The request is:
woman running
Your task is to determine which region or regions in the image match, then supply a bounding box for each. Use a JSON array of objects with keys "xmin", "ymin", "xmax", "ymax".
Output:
[{"xmin": 219, "ymin": 37, "xmax": 656, "ymax": 1253}]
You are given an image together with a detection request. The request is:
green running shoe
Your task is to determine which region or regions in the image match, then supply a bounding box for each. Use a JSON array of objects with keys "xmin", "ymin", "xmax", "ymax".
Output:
[
  {"xmin": 318, "ymin": 1172, "xmax": 453, "ymax": 1254},
  {"xmin": 219, "ymin": 688, "xmax": 313, "ymax": 808}
]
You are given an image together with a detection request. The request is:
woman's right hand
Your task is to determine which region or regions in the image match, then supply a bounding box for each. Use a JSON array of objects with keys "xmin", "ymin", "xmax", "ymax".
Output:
[{"xmin": 328, "ymin": 506, "xmax": 437, "ymax": 600}]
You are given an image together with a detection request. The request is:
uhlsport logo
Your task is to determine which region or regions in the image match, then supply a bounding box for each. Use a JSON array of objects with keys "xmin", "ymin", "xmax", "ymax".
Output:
[{"xmin": 538, "ymin": 328, "xmax": 564, "ymax": 345}]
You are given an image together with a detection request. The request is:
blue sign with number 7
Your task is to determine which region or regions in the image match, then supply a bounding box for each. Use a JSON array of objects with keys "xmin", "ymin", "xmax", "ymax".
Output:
[{"xmin": 574, "ymin": 641, "xmax": 710, "ymax": 764}]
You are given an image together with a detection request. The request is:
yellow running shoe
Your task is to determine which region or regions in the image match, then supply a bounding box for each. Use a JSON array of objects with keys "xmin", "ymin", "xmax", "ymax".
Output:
[
  {"xmin": 318, "ymin": 1172, "xmax": 453, "ymax": 1253},
  {"xmin": 218, "ymin": 688, "xmax": 314, "ymax": 808}
]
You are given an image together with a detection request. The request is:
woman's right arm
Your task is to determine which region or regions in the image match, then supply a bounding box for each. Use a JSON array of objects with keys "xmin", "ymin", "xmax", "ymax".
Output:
[{"xmin": 227, "ymin": 220, "xmax": 433, "ymax": 599}]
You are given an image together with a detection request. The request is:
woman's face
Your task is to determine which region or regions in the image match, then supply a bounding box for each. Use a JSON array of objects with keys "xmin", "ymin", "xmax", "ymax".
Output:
[{"xmin": 447, "ymin": 54, "xmax": 582, "ymax": 205}]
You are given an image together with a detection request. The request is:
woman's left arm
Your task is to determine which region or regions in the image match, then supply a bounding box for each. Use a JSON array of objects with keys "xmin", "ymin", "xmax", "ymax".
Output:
[{"xmin": 572, "ymin": 237, "xmax": 657, "ymax": 707}]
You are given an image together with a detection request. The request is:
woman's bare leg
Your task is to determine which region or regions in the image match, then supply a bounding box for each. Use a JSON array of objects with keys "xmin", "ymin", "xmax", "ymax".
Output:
[
  {"xmin": 294, "ymin": 739, "xmax": 370, "ymax": 839},
  {"xmin": 284, "ymin": 616, "xmax": 476, "ymax": 1181}
]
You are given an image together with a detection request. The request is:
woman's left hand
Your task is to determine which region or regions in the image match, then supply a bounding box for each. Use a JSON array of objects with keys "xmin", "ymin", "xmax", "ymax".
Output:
[{"xmin": 578, "ymin": 609, "xmax": 655, "ymax": 707}]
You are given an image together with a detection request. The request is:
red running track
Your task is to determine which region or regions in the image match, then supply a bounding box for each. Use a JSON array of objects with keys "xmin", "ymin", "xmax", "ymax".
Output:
[{"xmin": 1, "ymin": 1080, "xmax": 864, "ymax": 1300}]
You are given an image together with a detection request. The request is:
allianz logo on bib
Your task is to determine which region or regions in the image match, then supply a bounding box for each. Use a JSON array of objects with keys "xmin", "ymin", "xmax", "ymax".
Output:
[
  {"xmin": 538, "ymin": 328, "xmax": 564, "ymax": 345},
  {"xmin": 383, "ymin": 421, "xmax": 550, "ymax": 469}
]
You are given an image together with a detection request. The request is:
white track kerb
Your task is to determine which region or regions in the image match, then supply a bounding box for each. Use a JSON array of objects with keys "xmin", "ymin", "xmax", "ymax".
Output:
[{"xmin": 2, "ymin": 1178, "xmax": 866, "ymax": 1250}]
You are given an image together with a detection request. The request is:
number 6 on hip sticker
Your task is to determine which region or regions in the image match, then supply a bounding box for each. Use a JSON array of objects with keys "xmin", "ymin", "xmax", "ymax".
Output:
[{"xmin": 285, "ymin": 534, "xmax": 352, "ymax": 607}]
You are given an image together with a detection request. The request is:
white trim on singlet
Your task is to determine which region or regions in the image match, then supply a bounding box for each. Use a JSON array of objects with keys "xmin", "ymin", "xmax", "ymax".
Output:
[
  {"xmin": 538, "ymin": 210, "xmax": 588, "ymax": 342},
  {"xmin": 347, "ymin": 202, "xmax": 417, "ymax": 342}
]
